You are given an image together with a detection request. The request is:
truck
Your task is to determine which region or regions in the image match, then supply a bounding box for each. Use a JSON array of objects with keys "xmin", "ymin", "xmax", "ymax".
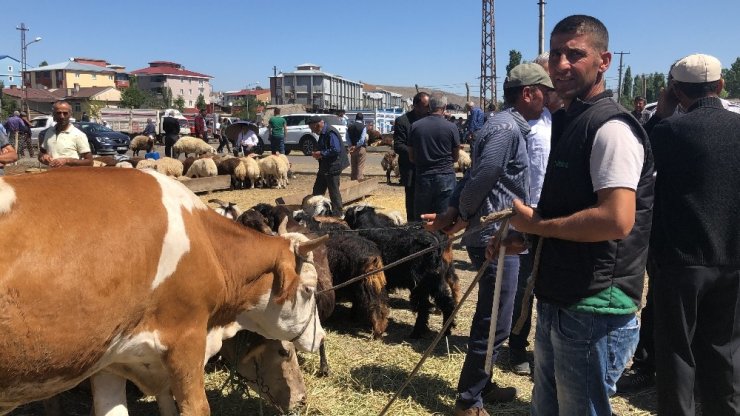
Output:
[
  {"xmin": 99, "ymin": 108, "xmax": 191, "ymax": 137},
  {"xmin": 344, "ymin": 108, "xmax": 404, "ymax": 134}
]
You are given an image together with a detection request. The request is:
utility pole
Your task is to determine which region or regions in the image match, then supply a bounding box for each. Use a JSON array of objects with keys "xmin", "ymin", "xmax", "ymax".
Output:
[
  {"xmin": 480, "ymin": 0, "xmax": 497, "ymax": 111},
  {"xmin": 538, "ymin": 0, "xmax": 546, "ymax": 55},
  {"xmin": 415, "ymin": 84, "xmax": 419, "ymax": 94},
  {"xmin": 273, "ymin": 66, "xmax": 277, "ymax": 77},
  {"xmin": 614, "ymin": 51, "xmax": 630, "ymax": 101},
  {"xmin": 17, "ymin": 23, "xmax": 28, "ymax": 113}
]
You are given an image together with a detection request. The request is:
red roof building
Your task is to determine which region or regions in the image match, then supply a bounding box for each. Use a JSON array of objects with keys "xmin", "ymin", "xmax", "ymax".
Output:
[{"xmin": 130, "ymin": 61, "xmax": 213, "ymax": 109}]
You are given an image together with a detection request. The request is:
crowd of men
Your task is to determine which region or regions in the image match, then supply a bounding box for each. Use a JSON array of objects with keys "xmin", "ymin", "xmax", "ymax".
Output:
[{"xmin": 401, "ymin": 13, "xmax": 738, "ymax": 416}]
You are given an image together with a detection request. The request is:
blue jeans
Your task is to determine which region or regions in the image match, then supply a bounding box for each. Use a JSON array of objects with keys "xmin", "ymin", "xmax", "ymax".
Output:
[
  {"xmin": 413, "ymin": 172, "xmax": 457, "ymax": 219},
  {"xmin": 532, "ymin": 302, "xmax": 639, "ymax": 416},
  {"xmin": 270, "ymin": 135, "xmax": 285, "ymax": 154},
  {"xmin": 456, "ymin": 249, "xmax": 519, "ymax": 409}
]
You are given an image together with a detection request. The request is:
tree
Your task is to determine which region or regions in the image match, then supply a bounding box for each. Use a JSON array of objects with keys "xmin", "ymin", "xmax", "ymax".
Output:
[
  {"xmin": 723, "ymin": 57, "xmax": 740, "ymax": 98},
  {"xmin": 621, "ymin": 66, "xmax": 633, "ymax": 104},
  {"xmin": 38, "ymin": 61, "xmax": 48, "ymax": 67},
  {"xmin": 633, "ymin": 75, "xmax": 644, "ymax": 99},
  {"xmin": 120, "ymin": 87, "xmax": 147, "ymax": 108},
  {"xmin": 161, "ymin": 87, "xmax": 173, "ymax": 108},
  {"xmin": 236, "ymin": 96, "xmax": 259, "ymax": 120},
  {"xmin": 195, "ymin": 94, "xmax": 206, "ymax": 110},
  {"xmin": 647, "ymin": 72, "xmax": 666, "ymax": 103},
  {"xmin": 506, "ymin": 50, "xmax": 523, "ymax": 75},
  {"xmin": 173, "ymin": 96, "xmax": 185, "ymax": 112}
]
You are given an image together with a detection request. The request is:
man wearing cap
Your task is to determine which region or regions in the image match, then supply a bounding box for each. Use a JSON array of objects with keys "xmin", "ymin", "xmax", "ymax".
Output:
[
  {"xmin": 421, "ymin": 63, "xmax": 553, "ymax": 416},
  {"xmin": 648, "ymin": 54, "xmax": 740, "ymax": 416},
  {"xmin": 308, "ymin": 115, "xmax": 349, "ymax": 217},
  {"xmin": 496, "ymin": 15, "xmax": 654, "ymax": 415}
]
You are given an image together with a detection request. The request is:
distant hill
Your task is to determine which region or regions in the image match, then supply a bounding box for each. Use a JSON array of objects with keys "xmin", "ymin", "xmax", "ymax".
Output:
[{"xmin": 367, "ymin": 84, "xmax": 479, "ymax": 110}]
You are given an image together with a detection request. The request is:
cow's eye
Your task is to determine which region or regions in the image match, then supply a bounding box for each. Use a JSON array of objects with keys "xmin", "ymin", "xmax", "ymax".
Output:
[{"xmin": 278, "ymin": 347, "xmax": 290, "ymax": 357}]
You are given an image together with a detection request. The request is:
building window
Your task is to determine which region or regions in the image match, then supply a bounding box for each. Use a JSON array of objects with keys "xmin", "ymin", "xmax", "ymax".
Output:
[
  {"xmin": 74, "ymin": 103, "xmax": 81, "ymax": 112},
  {"xmin": 7, "ymin": 66, "xmax": 12, "ymax": 71},
  {"xmin": 180, "ymin": 89, "xmax": 184, "ymax": 94},
  {"xmin": 188, "ymin": 100, "xmax": 193, "ymax": 106},
  {"xmin": 199, "ymin": 80, "xmax": 204, "ymax": 86},
  {"xmin": 75, "ymin": 73, "xmax": 80, "ymax": 78},
  {"xmin": 198, "ymin": 88, "xmax": 204, "ymax": 93},
  {"xmin": 108, "ymin": 75, "xmax": 113, "ymax": 80},
  {"xmin": 92, "ymin": 74, "xmax": 97, "ymax": 80},
  {"xmin": 189, "ymin": 89, "xmax": 192, "ymax": 95}
]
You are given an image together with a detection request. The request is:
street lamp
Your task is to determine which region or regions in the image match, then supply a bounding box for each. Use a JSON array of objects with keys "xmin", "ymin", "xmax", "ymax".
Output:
[{"xmin": 17, "ymin": 23, "xmax": 42, "ymax": 113}]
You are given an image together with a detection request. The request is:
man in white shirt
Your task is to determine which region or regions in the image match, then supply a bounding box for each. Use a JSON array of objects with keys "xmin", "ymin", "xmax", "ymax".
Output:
[{"xmin": 38, "ymin": 101, "xmax": 93, "ymax": 168}]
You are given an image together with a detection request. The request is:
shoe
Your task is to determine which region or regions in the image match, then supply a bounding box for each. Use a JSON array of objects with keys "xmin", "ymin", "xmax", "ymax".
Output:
[
  {"xmin": 616, "ymin": 367, "xmax": 655, "ymax": 394},
  {"xmin": 453, "ymin": 406, "xmax": 490, "ymax": 416},
  {"xmin": 509, "ymin": 350, "xmax": 531, "ymax": 375},
  {"xmin": 482, "ymin": 382, "xmax": 517, "ymax": 404}
]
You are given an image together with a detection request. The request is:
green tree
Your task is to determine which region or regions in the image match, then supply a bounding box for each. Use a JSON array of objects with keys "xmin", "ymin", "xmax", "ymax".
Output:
[
  {"xmin": 173, "ymin": 95, "xmax": 185, "ymax": 112},
  {"xmin": 722, "ymin": 57, "xmax": 740, "ymax": 98},
  {"xmin": 236, "ymin": 96, "xmax": 260, "ymax": 120},
  {"xmin": 633, "ymin": 75, "xmax": 644, "ymax": 99},
  {"xmin": 1, "ymin": 97, "xmax": 19, "ymax": 119},
  {"xmin": 38, "ymin": 61, "xmax": 48, "ymax": 67},
  {"xmin": 195, "ymin": 94, "xmax": 206, "ymax": 110},
  {"xmin": 647, "ymin": 72, "xmax": 666, "ymax": 103},
  {"xmin": 120, "ymin": 87, "xmax": 147, "ymax": 108},
  {"xmin": 506, "ymin": 50, "xmax": 523, "ymax": 75},
  {"xmin": 161, "ymin": 87, "xmax": 173, "ymax": 108},
  {"xmin": 620, "ymin": 66, "xmax": 633, "ymax": 105}
]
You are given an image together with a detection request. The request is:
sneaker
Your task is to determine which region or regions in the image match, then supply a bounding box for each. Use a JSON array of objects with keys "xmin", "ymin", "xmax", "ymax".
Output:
[
  {"xmin": 482, "ymin": 382, "xmax": 517, "ymax": 404},
  {"xmin": 453, "ymin": 406, "xmax": 490, "ymax": 416},
  {"xmin": 509, "ymin": 350, "xmax": 531, "ymax": 375},
  {"xmin": 616, "ymin": 368, "xmax": 655, "ymax": 394}
]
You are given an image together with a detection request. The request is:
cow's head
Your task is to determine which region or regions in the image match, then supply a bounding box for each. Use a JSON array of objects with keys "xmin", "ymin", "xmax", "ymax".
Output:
[
  {"xmin": 220, "ymin": 331, "xmax": 306, "ymax": 413},
  {"xmin": 237, "ymin": 220, "xmax": 326, "ymax": 353}
]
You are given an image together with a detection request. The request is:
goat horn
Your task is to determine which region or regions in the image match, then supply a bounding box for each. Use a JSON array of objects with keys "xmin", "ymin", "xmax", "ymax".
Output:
[
  {"xmin": 297, "ymin": 234, "xmax": 329, "ymax": 256},
  {"xmin": 208, "ymin": 198, "xmax": 227, "ymax": 207},
  {"xmin": 277, "ymin": 216, "xmax": 289, "ymax": 236}
]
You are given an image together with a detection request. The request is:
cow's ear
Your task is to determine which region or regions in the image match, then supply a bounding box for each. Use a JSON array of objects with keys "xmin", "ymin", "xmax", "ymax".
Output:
[
  {"xmin": 297, "ymin": 235, "xmax": 329, "ymax": 257},
  {"xmin": 273, "ymin": 262, "xmax": 300, "ymax": 305}
]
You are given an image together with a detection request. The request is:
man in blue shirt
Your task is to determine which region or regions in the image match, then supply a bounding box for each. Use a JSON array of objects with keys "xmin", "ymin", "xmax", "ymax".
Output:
[
  {"xmin": 423, "ymin": 63, "xmax": 553, "ymax": 416},
  {"xmin": 309, "ymin": 115, "xmax": 349, "ymax": 217},
  {"xmin": 465, "ymin": 101, "xmax": 485, "ymax": 143}
]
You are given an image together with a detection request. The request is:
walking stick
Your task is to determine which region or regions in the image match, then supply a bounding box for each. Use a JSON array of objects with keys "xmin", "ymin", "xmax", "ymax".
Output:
[{"xmin": 484, "ymin": 218, "xmax": 510, "ymax": 375}]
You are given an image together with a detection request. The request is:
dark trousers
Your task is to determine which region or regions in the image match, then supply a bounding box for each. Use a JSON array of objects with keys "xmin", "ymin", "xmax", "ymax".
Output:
[
  {"xmin": 270, "ymin": 135, "xmax": 285, "ymax": 154},
  {"xmin": 456, "ymin": 249, "xmax": 519, "ymax": 409},
  {"xmin": 404, "ymin": 185, "xmax": 415, "ymax": 222},
  {"xmin": 509, "ymin": 249, "xmax": 535, "ymax": 355},
  {"xmin": 216, "ymin": 135, "xmax": 231, "ymax": 153},
  {"xmin": 413, "ymin": 172, "xmax": 457, "ymax": 219},
  {"xmin": 164, "ymin": 136, "xmax": 178, "ymax": 158},
  {"xmin": 312, "ymin": 171, "xmax": 343, "ymax": 217},
  {"xmin": 632, "ymin": 255, "xmax": 657, "ymax": 373},
  {"xmin": 653, "ymin": 264, "xmax": 740, "ymax": 416}
]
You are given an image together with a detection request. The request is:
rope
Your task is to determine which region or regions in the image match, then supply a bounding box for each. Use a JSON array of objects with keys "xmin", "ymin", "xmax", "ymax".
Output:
[{"xmin": 377, "ymin": 209, "xmax": 514, "ymax": 416}]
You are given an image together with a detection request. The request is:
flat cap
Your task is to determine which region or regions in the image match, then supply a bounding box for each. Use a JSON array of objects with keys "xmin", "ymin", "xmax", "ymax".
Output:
[
  {"xmin": 670, "ymin": 54, "xmax": 721, "ymax": 83},
  {"xmin": 503, "ymin": 63, "xmax": 554, "ymax": 89},
  {"xmin": 307, "ymin": 115, "xmax": 323, "ymax": 124}
]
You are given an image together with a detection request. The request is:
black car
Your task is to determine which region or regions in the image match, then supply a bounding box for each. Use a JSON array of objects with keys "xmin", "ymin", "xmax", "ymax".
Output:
[{"xmin": 74, "ymin": 122, "xmax": 131, "ymax": 155}]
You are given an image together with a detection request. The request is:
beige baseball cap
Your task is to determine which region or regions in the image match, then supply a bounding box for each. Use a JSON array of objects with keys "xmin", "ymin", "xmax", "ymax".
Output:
[
  {"xmin": 670, "ymin": 54, "xmax": 722, "ymax": 83},
  {"xmin": 503, "ymin": 63, "xmax": 554, "ymax": 89}
]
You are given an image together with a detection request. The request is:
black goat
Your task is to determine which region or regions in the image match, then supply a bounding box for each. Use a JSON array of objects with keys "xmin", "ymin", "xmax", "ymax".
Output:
[{"xmin": 344, "ymin": 205, "xmax": 399, "ymax": 229}]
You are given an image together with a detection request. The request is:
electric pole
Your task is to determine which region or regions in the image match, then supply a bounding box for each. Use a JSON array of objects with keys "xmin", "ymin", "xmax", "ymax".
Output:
[
  {"xmin": 614, "ymin": 51, "xmax": 630, "ymax": 101},
  {"xmin": 480, "ymin": 0, "xmax": 497, "ymax": 111},
  {"xmin": 538, "ymin": 0, "xmax": 546, "ymax": 55},
  {"xmin": 465, "ymin": 82, "xmax": 470, "ymax": 103}
]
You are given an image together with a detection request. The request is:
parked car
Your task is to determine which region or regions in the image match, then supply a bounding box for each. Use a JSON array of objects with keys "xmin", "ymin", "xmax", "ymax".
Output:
[
  {"xmin": 30, "ymin": 115, "xmax": 76, "ymax": 146},
  {"xmin": 73, "ymin": 122, "xmax": 130, "ymax": 155},
  {"xmin": 258, "ymin": 114, "xmax": 347, "ymax": 155}
]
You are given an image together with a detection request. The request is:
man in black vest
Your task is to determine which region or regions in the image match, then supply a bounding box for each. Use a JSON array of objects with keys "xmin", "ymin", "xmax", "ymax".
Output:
[
  {"xmin": 162, "ymin": 110, "xmax": 180, "ymax": 158},
  {"xmin": 492, "ymin": 15, "xmax": 654, "ymax": 415},
  {"xmin": 347, "ymin": 113, "xmax": 367, "ymax": 180},
  {"xmin": 309, "ymin": 115, "xmax": 349, "ymax": 217},
  {"xmin": 648, "ymin": 54, "xmax": 740, "ymax": 416},
  {"xmin": 393, "ymin": 92, "xmax": 429, "ymax": 222}
]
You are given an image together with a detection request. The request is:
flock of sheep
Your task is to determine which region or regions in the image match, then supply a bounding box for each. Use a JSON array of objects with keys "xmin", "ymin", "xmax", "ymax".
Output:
[{"xmin": 112, "ymin": 135, "xmax": 291, "ymax": 189}]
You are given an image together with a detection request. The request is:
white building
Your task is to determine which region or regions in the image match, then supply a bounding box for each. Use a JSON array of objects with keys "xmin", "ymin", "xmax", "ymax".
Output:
[{"xmin": 270, "ymin": 63, "xmax": 362, "ymax": 111}]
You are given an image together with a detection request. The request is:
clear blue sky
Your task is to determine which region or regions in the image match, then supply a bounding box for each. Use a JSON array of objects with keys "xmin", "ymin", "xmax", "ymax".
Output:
[{"xmin": 2, "ymin": 0, "xmax": 738, "ymax": 98}]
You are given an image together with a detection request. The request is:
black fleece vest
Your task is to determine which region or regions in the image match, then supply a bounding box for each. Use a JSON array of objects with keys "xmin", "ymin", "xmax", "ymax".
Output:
[
  {"xmin": 535, "ymin": 91, "xmax": 655, "ymax": 307},
  {"xmin": 347, "ymin": 121, "xmax": 364, "ymax": 146}
]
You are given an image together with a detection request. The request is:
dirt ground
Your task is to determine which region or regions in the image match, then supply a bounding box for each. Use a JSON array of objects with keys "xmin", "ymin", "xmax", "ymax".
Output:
[{"xmin": 9, "ymin": 170, "xmax": 659, "ymax": 415}]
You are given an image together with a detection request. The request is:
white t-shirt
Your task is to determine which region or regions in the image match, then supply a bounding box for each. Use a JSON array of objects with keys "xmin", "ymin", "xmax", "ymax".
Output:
[
  {"xmin": 590, "ymin": 119, "xmax": 644, "ymax": 192},
  {"xmin": 41, "ymin": 124, "xmax": 91, "ymax": 159}
]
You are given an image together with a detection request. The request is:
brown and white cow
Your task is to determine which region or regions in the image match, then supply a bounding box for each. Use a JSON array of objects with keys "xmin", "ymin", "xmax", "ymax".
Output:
[{"xmin": 0, "ymin": 167, "xmax": 325, "ymax": 415}]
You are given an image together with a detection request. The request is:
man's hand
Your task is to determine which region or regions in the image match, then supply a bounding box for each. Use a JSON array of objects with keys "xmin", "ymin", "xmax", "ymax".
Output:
[
  {"xmin": 420, "ymin": 208, "xmax": 466, "ymax": 235},
  {"xmin": 312, "ymin": 151, "xmax": 321, "ymax": 160},
  {"xmin": 655, "ymin": 82, "xmax": 680, "ymax": 119},
  {"xmin": 349, "ymin": 145, "xmax": 356, "ymax": 154},
  {"xmin": 485, "ymin": 232, "xmax": 528, "ymax": 260},
  {"xmin": 509, "ymin": 199, "xmax": 540, "ymax": 234},
  {"xmin": 38, "ymin": 153, "xmax": 52, "ymax": 165},
  {"xmin": 48, "ymin": 158, "xmax": 68, "ymax": 168}
]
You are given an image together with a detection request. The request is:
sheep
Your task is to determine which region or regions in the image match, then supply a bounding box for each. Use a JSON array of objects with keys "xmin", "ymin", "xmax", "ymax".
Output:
[
  {"xmin": 240, "ymin": 156, "xmax": 261, "ymax": 189},
  {"xmin": 135, "ymin": 158, "xmax": 158, "ymax": 170},
  {"xmin": 276, "ymin": 153, "xmax": 294, "ymax": 179},
  {"xmin": 235, "ymin": 208, "xmax": 274, "ymax": 235},
  {"xmin": 454, "ymin": 149, "xmax": 472, "ymax": 174},
  {"xmin": 381, "ymin": 151, "xmax": 400, "ymax": 184},
  {"xmin": 182, "ymin": 156, "xmax": 197, "ymax": 175},
  {"xmin": 130, "ymin": 135, "xmax": 154, "ymax": 156},
  {"xmin": 154, "ymin": 156, "xmax": 184, "ymax": 177},
  {"xmin": 258, "ymin": 155, "xmax": 289, "ymax": 189},
  {"xmin": 208, "ymin": 198, "xmax": 242, "ymax": 220},
  {"xmin": 343, "ymin": 207, "xmax": 460, "ymax": 338},
  {"xmin": 173, "ymin": 136, "xmax": 216, "ymax": 158},
  {"xmin": 217, "ymin": 158, "xmax": 248, "ymax": 189},
  {"xmin": 115, "ymin": 161, "xmax": 133, "ymax": 168},
  {"xmin": 301, "ymin": 195, "xmax": 333, "ymax": 218},
  {"xmin": 127, "ymin": 157, "xmax": 144, "ymax": 168},
  {"xmin": 185, "ymin": 158, "xmax": 218, "ymax": 178}
]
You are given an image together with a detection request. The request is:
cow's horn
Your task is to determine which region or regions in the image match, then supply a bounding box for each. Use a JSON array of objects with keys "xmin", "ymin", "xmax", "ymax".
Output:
[
  {"xmin": 277, "ymin": 216, "xmax": 289, "ymax": 236},
  {"xmin": 297, "ymin": 234, "xmax": 329, "ymax": 256}
]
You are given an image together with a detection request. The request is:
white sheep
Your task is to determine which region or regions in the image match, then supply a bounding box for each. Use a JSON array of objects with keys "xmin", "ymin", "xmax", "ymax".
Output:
[
  {"xmin": 270, "ymin": 155, "xmax": 290, "ymax": 188},
  {"xmin": 217, "ymin": 158, "xmax": 249, "ymax": 189},
  {"xmin": 455, "ymin": 149, "xmax": 472, "ymax": 174},
  {"xmin": 276, "ymin": 154, "xmax": 293, "ymax": 180},
  {"xmin": 154, "ymin": 157, "xmax": 184, "ymax": 177},
  {"xmin": 207, "ymin": 198, "xmax": 242, "ymax": 220},
  {"xmin": 115, "ymin": 161, "xmax": 134, "ymax": 168},
  {"xmin": 239, "ymin": 156, "xmax": 261, "ymax": 189},
  {"xmin": 300, "ymin": 195, "xmax": 333, "ymax": 218},
  {"xmin": 173, "ymin": 136, "xmax": 216, "ymax": 159},
  {"xmin": 135, "ymin": 159, "xmax": 158, "ymax": 170},
  {"xmin": 130, "ymin": 135, "xmax": 154, "ymax": 156},
  {"xmin": 257, "ymin": 155, "xmax": 289, "ymax": 189},
  {"xmin": 185, "ymin": 158, "xmax": 218, "ymax": 178}
]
